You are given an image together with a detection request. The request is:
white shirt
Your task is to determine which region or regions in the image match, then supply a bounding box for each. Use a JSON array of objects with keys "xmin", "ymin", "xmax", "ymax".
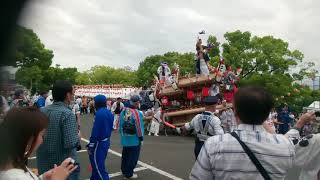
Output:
[
  {"xmin": 72, "ymin": 103, "xmax": 80, "ymax": 115},
  {"xmin": 0, "ymin": 168, "xmax": 39, "ymax": 180},
  {"xmin": 220, "ymin": 108, "xmax": 237, "ymax": 132},
  {"xmin": 190, "ymin": 124, "xmax": 295, "ymax": 180},
  {"xmin": 45, "ymin": 95, "xmax": 53, "ymax": 106},
  {"xmin": 209, "ymin": 84, "xmax": 220, "ymax": 96},
  {"xmin": 76, "ymin": 98, "xmax": 82, "ymax": 105},
  {"xmin": 152, "ymin": 110, "xmax": 162, "ymax": 123},
  {"xmin": 286, "ymin": 129, "xmax": 320, "ymax": 180},
  {"xmin": 111, "ymin": 102, "xmax": 124, "ymax": 114},
  {"xmin": 185, "ymin": 111, "xmax": 224, "ymax": 138},
  {"xmin": 157, "ymin": 65, "xmax": 171, "ymax": 78}
]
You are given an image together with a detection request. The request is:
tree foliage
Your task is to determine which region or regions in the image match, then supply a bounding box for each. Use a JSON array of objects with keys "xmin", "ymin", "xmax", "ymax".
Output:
[
  {"xmin": 15, "ymin": 66, "xmax": 43, "ymax": 92},
  {"xmin": 4, "ymin": 26, "xmax": 53, "ymax": 69},
  {"xmin": 16, "ymin": 65, "xmax": 78, "ymax": 93},
  {"xmin": 222, "ymin": 30, "xmax": 303, "ymax": 79},
  {"xmin": 136, "ymin": 52, "xmax": 195, "ymax": 86},
  {"xmin": 75, "ymin": 66, "xmax": 137, "ymax": 86}
]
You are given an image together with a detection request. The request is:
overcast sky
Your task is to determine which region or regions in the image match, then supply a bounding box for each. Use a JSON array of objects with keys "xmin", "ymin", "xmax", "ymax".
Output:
[{"xmin": 20, "ymin": 0, "xmax": 320, "ymax": 71}]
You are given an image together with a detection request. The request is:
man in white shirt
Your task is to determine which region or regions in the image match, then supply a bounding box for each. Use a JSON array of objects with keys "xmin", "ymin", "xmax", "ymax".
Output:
[
  {"xmin": 190, "ymin": 86, "xmax": 296, "ymax": 180},
  {"xmin": 279, "ymin": 112, "xmax": 317, "ymax": 180},
  {"xmin": 111, "ymin": 97, "xmax": 124, "ymax": 130},
  {"xmin": 177, "ymin": 96, "xmax": 224, "ymax": 159},
  {"xmin": 148, "ymin": 107, "xmax": 162, "ymax": 136}
]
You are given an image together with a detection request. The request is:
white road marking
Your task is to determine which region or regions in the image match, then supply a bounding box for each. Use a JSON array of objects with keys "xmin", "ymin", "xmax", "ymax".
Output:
[
  {"xmin": 85, "ymin": 166, "xmax": 148, "ymax": 179},
  {"xmin": 109, "ymin": 166, "xmax": 148, "ymax": 178},
  {"xmin": 81, "ymin": 138, "xmax": 183, "ymax": 180}
]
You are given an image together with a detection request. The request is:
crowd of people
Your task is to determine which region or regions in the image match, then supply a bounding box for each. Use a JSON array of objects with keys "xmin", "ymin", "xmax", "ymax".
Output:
[{"xmin": 0, "ymin": 80, "xmax": 319, "ymax": 180}]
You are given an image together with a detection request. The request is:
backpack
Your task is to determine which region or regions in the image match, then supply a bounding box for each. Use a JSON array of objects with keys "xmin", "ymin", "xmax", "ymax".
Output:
[
  {"xmin": 139, "ymin": 90, "xmax": 154, "ymax": 111},
  {"xmin": 114, "ymin": 102, "xmax": 121, "ymax": 114},
  {"xmin": 122, "ymin": 108, "xmax": 139, "ymax": 135}
]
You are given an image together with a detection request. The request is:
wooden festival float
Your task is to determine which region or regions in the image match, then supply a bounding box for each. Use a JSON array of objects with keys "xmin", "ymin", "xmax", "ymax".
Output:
[{"xmin": 149, "ymin": 60, "xmax": 240, "ymax": 128}]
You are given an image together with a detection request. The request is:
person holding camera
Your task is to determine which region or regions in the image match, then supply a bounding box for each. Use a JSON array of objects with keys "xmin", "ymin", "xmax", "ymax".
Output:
[
  {"xmin": 119, "ymin": 95, "xmax": 144, "ymax": 179},
  {"xmin": 190, "ymin": 86, "xmax": 295, "ymax": 180},
  {"xmin": 0, "ymin": 107, "xmax": 77, "ymax": 180},
  {"xmin": 285, "ymin": 111, "xmax": 319, "ymax": 180}
]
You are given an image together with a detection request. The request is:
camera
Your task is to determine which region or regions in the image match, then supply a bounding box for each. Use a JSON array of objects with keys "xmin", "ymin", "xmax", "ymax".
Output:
[{"xmin": 68, "ymin": 158, "xmax": 78, "ymax": 166}]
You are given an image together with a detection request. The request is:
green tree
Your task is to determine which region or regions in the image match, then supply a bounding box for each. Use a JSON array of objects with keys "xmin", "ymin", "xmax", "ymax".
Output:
[
  {"xmin": 4, "ymin": 26, "xmax": 54, "ymax": 69},
  {"xmin": 136, "ymin": 52, "xmax": 195, "ymax": 86},
  {"xmin": 206, "ymin": 35, "xmax": 220, "ymax": 66},
  {"xmin": 75, "ymin": 72, "xmax": 92, "ymax": 85},
  {"xmin": 222, "ymin": 30, "xmax": 303, "ymax": 79},
  {"xmin": 76, "ymin": 66, "xmax": 137, "ymax": 86},
  {"xmin": 15, "ymin": 66, "xmax": 43, "ymax": 93}
]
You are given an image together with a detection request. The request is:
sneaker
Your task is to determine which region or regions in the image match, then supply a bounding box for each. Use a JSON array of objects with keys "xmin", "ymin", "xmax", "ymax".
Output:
[
  {"xmin": 155, "ymin": 134, "xmax": 159, "ymax": 136},
  {"xmin": 148, "ymin": 133, "xmax": 151, "ymax": 136},
  {"xmin": 123, "ymin": 174, "xmax": 138, "ymax": 179}
]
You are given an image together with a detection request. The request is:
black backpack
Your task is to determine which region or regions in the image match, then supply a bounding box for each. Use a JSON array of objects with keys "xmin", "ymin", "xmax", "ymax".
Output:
[
  {"xmin": 114, "ymin": 102, "xmax": 121, "ymax": 114},
  {"xmin": 122, "ymin": 108, "xmax": 137, "ymax": 135}
]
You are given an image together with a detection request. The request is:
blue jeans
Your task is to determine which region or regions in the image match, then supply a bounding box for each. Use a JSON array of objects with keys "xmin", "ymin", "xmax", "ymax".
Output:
[
  {"xmin": 121, "ymin": 145, "xmax": 141, "ymax": 178},
  {"xmin": 67, "ymin": 164, "xmax": 80, "ymax": 180}
]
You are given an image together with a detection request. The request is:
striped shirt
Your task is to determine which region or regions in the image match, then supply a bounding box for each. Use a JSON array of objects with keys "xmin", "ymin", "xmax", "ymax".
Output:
[{"xmin": 190, "ymin": 124, "xmax": 295, "ymax": 180}]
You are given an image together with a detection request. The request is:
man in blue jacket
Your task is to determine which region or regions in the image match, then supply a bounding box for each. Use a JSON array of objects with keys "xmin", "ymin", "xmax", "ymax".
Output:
[
  {"xmin": 87, "ymin": 95, "xmax": 114, "ymax": 180},
  {"xmin": 119, "ymin": 95, "xmax": 144, "ymax": 179},
  {"xmin": 36, "ymin": 91, "xmax": 48, "ymax": 108}
]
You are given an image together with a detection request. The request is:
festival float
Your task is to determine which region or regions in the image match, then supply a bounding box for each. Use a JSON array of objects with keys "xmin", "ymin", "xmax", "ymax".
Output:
[{"xmin": 148, "ymin": 57, "xmax": 242, "ymax": 128}]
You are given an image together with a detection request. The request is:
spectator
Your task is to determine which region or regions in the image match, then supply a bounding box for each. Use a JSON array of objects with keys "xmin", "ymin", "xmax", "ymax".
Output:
[
  {"xmin": 10, "ymin": 89, "xmax": 29, "ymax": 108},
  {"xmin": 37, "ymin": 80, "xmax": 80, "ymax": 180},
  {"xmin": 190, "ymin": 86, "xmax": 294, "ymax": 180},
  {"xmin": 285, "ymin": 112, "xmax": 318, "ymax": 180},
  {"xmin": 0, "ymin": 107, "xmax": 77, "ymax": 180},
  {"xmin": 106, "ymin": 99, "xmax": 112, "ymax": 110},
  {"xmin": 119, "ymin": 95, "xmax": 144, "ymax": 179},
  {"xmin": 219, "ymin": 105, "xmax": 237, "ymax": 133},
  {"xmin": 81, "ymin": 96, "xmax": 88, "ymax": 114},
  {"xmin": 7, "ymin": 94, "xmax": 13, "ymax": 107},
  {"xmin": 89, "ymin": 99, "xmax": 95, "ymax": 114},
  {"xmin": 45, "ymin": 93, "xmax": 53, "ymax": 107},
  {"xmin": 277, "ymin": 103, "xmax": 293, "ymax": 134},
  {"xmin": 0, "ymin": 95, "xmax": 9, "ymax": 123},
  {"xmin": 76, "ymin": 96, "xmax": 82, "ymax": 107},
  {"xmin": 71, "ymin": 100, "xmax": 82, "ymax": 151},
  {"xmin": 111, "ymin": 97, "xmax": 124, "ymax": 130},
  {"xmin": 36, "ymin": 91, "xmax": 48, "ymax": 108},
  {"xmin": 87, "ymin": 95, "xmax": 114, "ymax": 180}
]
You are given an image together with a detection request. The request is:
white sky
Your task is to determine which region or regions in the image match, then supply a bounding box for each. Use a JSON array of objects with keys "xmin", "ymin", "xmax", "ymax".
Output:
[{"xmin": 20, "ymin": 0, "xmax": 320, "ymax": 71}]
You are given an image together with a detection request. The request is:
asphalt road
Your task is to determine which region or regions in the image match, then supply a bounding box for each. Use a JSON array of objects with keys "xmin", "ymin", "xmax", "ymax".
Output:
[{"xmin": 28, "ymin": 113, "xmax": 300, "ymax": 180}]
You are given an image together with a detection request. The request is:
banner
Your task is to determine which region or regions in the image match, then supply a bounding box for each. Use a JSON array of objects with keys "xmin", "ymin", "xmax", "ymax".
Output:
[{"xmin": 74, "ymin": 85, "xmax": 137, "ymax": 99}]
